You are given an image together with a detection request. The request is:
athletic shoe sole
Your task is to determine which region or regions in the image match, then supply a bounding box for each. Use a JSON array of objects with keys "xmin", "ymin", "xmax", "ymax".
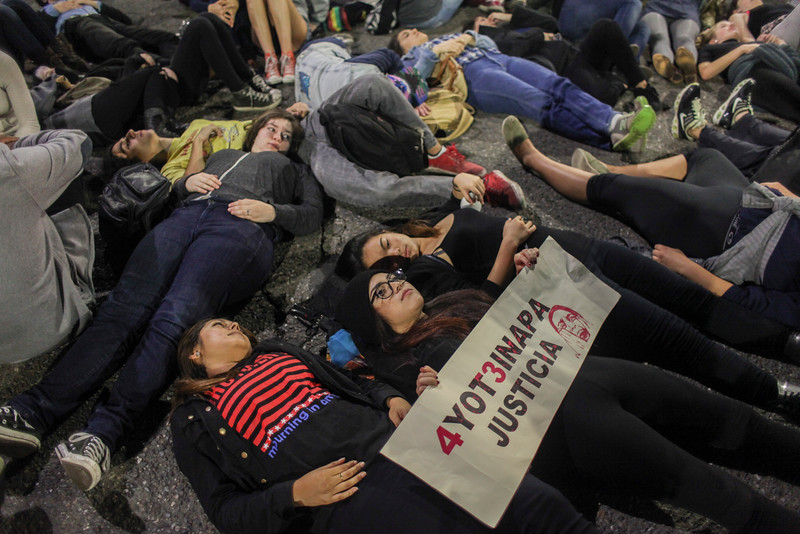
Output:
[
  {"xmin": 56, "ymin": 443, "xmax": 103, "ymax": 491},
  {"xmin": 0, "ymin": 427, "xmax": 41, "ymax": 458}
]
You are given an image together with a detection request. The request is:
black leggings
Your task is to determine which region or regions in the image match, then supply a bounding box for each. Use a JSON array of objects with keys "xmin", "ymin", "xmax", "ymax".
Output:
[
  {"xmin": 564, "ymin": 18, "xmax": 645, "ymax": 105},
  {"xmin": 527, "ymin": 227, "xmax": 782, "ymax": 406},
  {"xmin": 170, "ymin": 12, "xmax": 251, "ymax": 103},
  {"xmin": 750, "ymin": 65, "xmax": 800, "ymax": 124},
  {"xmin": 533, "ymin": 357, "xmax": 800, "ymax": 533},
  {"xmin": 586, "ymin": 148, "xmax": 747, "ymax": 258},
  {"xmin": 698, "ymin": 113, "xmax": 790, "ymax": 177},
  {"xmin": 91, "ymin": 66, "xmax": 180, "ymax": 140}
]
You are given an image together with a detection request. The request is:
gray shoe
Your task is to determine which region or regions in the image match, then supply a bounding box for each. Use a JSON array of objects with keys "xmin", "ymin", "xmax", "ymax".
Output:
[
  {"xmin": 231, "ymin": 86, "xmax": 282, "ymax": 112},
  {"xmin": 0, "ymin": 406, "xmax": 41, "ymax": 458},
  {"xmin": 571, "ymin": 148, "xmax": 609, "ymax": 175},
  {"xmin": 56, "ymin": 432, "xmax": 110, "ymax": 491}
]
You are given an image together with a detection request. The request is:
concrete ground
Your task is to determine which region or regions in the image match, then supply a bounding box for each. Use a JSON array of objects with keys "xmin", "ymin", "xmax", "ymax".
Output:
[{"xmin": 2, "ymin": 1, "xmax": 799, "ymax": 533}]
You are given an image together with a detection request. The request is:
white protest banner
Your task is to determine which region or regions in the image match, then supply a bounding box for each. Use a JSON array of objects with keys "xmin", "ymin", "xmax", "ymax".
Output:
[{"xmin": 380, "ymin": 237, "xmax": 621, "ymax": 527}]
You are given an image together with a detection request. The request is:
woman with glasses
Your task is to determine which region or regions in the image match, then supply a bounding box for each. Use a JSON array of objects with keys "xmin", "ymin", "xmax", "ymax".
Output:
[
  {"xmin": 0, "ymin": 110, "xmax": 323, "ymax": 493},
  {"xmin": 335, "ymin": 191, "xmax": 800, "ymax": 414},
  {"xmin": 334, "ymin": 269, "xmax": 800, "ymax": 533}
]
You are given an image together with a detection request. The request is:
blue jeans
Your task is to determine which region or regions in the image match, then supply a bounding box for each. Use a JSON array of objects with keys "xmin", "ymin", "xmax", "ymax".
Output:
[
  {"xmin": 463, "ymin": 55, "xmax": 617, "ymax": 149},
  {"xmin": 558, "ymin": 0, "xmax": 650, "ymax": 54},
  {"xmin": 414, "ymin": 0, "xmax": 463, "ymax": 29},
  {"xmin": 11, "ymin": 202, "xmax": 275, "ymax": 449}
]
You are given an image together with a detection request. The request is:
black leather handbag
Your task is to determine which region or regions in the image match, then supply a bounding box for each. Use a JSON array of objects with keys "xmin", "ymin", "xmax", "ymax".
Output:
[{"xmin": 98, "ymin": 162, "xmax": 174, "ymax": 275}]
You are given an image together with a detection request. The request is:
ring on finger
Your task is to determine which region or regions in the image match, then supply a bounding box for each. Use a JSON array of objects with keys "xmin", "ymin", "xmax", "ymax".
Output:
[
  {"xmin": 246, "ymin": 209, "xmax": 250, "ymax": 215},
  {"xmin": 338, "ymin": 473, "xmax": 343, "ymax": 480}
]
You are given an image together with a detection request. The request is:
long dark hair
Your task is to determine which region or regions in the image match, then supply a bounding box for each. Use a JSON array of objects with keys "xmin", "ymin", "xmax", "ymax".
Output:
[
  {"xmin": 335, "ymin": 220, "xmax": 441, "ymax": 280},
  {"xmin": 387, "ymin": 30, "xmax": 405, "ymax": 56},
  {"xmin": 367, "ymin": 289, "xmax": 494, "ymax": 370},
  {"xmin": 171, "ymin": 318, "xmax": 258, "ymax": 409},
  {"xmin": 242, "ymin": 109, "xmax": 304, "ymax": 155}
]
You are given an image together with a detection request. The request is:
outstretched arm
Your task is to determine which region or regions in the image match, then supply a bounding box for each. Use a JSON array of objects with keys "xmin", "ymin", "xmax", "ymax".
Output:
[{"xmin": 652, "ymin": 244, "xmax": 734, "ymax": 296}]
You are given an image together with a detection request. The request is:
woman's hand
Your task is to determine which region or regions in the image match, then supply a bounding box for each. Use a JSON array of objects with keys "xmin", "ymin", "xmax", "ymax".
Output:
[
  {"xmin": 488, "ymin": 12, "xmax": 511, "ymax": 24},
  {"xmin": 227, "ymin": 199, "xmax": 276, "ymax": 223},
  {"xmin": 758, "ymin": 33, "xmax": 786, "ymax": 45},
  {"xmin": 502, "ymin": 216, "xmax": 536, "ymax": 247},
  {"xmin": 139, "ymin": 53, "xmax": 156, "ymax": 67},
  {"xmin": 286, "ymin": 101, "xmax": 310, "ymax": 119},
  {"xmin": 452, "ymin": 172, "xmax": 485, "ymax": 204},
  {"xmin": 432, "ymin": 38, "xmax": 466, "ymax": 58},
  {"xmin": 209, "ymin": 0, "xmax": 238, "ymax": 27},
  {"xmin": 738, "ymin": 43, "xmax": 760, "ymax": 55},
  {"xmin": 514, "ymin": 247, "xmax": 539, "ymax": 275},
  {"xmin": 185, "ymin": 172, "xmax": 221, "ymax": 194},
  {"xmin": 292, "ymin": 458, "xmax": 366, "ymax": 507},
  {"xmin": 415, "ymin": 102, "xmax": 431, "ymax": 117},
  {"xmin": 761, "ymin": 181, "xmax": 799, "ymax": 198},
  {"xmin": 386, "ymin": 396, "xmax": 411, "ymax": 427},
  {"xmin": 193, "ymin": 124, "xmax": 224, "ymax": 148},
  {"xmin": 160, "ymin": 67, "xmax": 178, "ymax": 83},
  {"xmin": 416, "ymin": 365, "xmax": 439, "ymax": 397}
]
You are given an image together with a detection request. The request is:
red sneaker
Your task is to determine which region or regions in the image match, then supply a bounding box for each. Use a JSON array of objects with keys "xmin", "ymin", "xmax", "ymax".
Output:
[
  {"xmin": 426, "ymin": 144, "xmax": 486, "ymax": 176},
  {"xmin": 264, "ymin": 53, "xmax": 281, "ymax": 85},
  {"xmin": 483, "ymin": 170, "xmax": 526, "ymax": 210},
  {"xmin": 281, "ymin": 52, "xmax": 295, "ymax": 84}
]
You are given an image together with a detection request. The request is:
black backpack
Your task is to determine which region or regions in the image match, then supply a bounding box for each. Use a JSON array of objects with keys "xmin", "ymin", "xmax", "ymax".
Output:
[{"xmin": 318, "ymin": 102, "xmax": 428, "ymax": 176}]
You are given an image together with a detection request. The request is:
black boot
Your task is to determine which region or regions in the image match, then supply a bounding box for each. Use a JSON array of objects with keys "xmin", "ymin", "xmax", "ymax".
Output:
[
  {"xmin": 50, "ymin": 35, "xmax": 90, "ymax": 73},
  {"xmin": 143, "ymin": 108, "xmax": 184, "ymax": 138},
  {"xmin": 632, "ymin": 83, "xmax": 666, "ymax": 111}
]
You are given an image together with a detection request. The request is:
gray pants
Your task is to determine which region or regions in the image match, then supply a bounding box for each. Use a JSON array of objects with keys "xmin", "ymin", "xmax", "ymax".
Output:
[
  {"xmin": 642, "ymin": 12, "xmax": 699, "ymax": 61},
  {"xmin": 300, "ymin": 74, "xmax": 452, "ymax": 207}
]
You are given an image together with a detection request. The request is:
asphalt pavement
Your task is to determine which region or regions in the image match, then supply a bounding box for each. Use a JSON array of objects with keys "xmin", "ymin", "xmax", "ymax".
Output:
[{"xmin": 1, "ymin": 1, "xmax": 798, "ymax": 533}]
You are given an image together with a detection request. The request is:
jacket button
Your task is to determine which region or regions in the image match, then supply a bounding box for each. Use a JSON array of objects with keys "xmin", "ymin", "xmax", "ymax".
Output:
[
  {"xmin": 187, "ymin": 415, "xmax": 194, "ymax": 420},
  {"xmin": 205, "ymin": 406, "xmax": 212, "ymax": 412},
  {"xmin": 219, "ymin": 428, "xmax": 226, "ymax": 435},
  {"xmin": 241, "ymin": 452, "xmax": 248, "ymax": 459},
  {"xmin": 260, "ymin": 479, "xmax": 267, "ymax": 484}
]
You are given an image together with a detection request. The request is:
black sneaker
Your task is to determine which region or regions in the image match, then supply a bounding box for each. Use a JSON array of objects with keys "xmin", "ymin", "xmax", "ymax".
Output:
[
  {"xmin": 231, "ymin": 86, "xmax": 282, "ymax": 112},
  {"xmin": 671, "ymin": 83, "xmax": 706, "ymax": 141},
  {"xmin": 249, "ymin": 71, "xmax": 272, "ymax": 94},
  {"xmin": 632, "ymin": 83, "xmax": 666, "ymax": 111},
  {"xmin": 712, "ymin": 78, "xmax": 755, "ymax": 129},
  {"xmin": 0, "ymin": 406, "xmax": 41, "ymax": 458},
  {"xmin": 55, "ymin": 432, "xmax": 110, "ymax": 491}
]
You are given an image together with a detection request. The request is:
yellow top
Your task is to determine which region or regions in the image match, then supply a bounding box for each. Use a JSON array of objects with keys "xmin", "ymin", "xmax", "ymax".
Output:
[{"xmin": 161, "ymin": 119, "xmax": 252, "ymax": 183}]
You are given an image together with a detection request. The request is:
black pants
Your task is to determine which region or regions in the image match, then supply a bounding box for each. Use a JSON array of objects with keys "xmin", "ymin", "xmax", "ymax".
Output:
[
  {"xmin": 528, "ymin": 226, "xmax": 780, "ymax": 406},
  {"xmin": 325, "ymin": 456, "xmax": 599, "ymax": 534},
  {"xmin": 563, "ymin": 18, "xmax": 645, "ymax": 106},
  {"xmin": 749, "ymin": 65, "xmax": 800, "ymax": 124},
  {"xmin": 170, "ymin": 13, "xmax": 251, "ymax": 103},
  {"xmin": 534, "ymin": 358, "xmax": 800, "ymax": 533},
  {"xmin": 91, "ymin": 66, "xmax": 180, "ymax": 140},
  {"xmin": 698, "ymin": 114, "xmax": 790, "ymax": 177},
  {"xmin": 0, "ymin": 0, "xmax": 53, "ymax": 65},
  {"xmin": 64, "ymin": 14, "xmax": 178, "ymax": 62},
  {"xmin": 586, "ymin": 148, "xmax": 747, "ymax": 258}
]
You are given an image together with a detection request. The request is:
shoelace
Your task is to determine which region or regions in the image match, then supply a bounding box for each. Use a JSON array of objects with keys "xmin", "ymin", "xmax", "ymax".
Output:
[
  {"xmin": 251, "ymin": 74, "xmax": 271, "ymax": 93},
  {"xmin": 68, "ymin": 432, "xmax": 106, "ymax": 463},
  {"xmin": 444, "ymin": 145, "xmax": 465, "ymax": 163},
  {"xmin": 0, "ymin": 406, "xmax": 29, "ymax": 429},
  {"xmin": 688, "ymin": 98, "xmax": 705, "ymax": 128}
]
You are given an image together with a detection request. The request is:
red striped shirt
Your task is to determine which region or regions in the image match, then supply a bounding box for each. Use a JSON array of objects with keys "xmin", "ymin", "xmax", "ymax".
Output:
[{"xmin": 206, "ymin": 353, "xmax": 332, "ymax": 451}]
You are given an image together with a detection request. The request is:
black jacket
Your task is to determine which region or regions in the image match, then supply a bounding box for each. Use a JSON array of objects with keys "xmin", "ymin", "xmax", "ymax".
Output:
[{"xmin": 170, "ymin": 340, "xmax": 403, "ymax": 534}]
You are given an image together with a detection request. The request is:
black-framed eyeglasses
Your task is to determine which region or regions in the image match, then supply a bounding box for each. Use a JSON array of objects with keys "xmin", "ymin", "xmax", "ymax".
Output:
[{"xmin": 370, "ymin": 270, "xmax": 407, "ymax": 303}]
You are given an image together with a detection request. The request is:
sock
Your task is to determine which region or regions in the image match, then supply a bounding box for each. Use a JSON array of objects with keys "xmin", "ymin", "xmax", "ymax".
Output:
[{"xmin": 429, "ymin": 145, "xmax": 445, "ymax": 157}]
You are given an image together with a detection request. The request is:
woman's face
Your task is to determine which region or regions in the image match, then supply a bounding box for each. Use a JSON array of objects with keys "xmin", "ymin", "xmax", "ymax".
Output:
[
  {"xmin": 397, "ymin": 28, "xmax": 429, "ymax": 53},
  {"xmin": 712, "ymin": 21, "xmax": 741, "ymax": 43},
  {"xmin": 362, "ymin": 232, "xmax": 420, "ymax": 268},
  {"xmin": 250, "ymin": 118, "xmax": 293, "ymax": 154},
  {"xmin": 473, "ymin": 16, "xmax": 496, "ymax": 31},
  {"xmin": 369, "ymin": 272, "xmax": 425, "ymax": 334},
  {"xmin": 111, "ymin": 129, "xmax": 162, "ymax": 162},
  {"xmin": 190, "ymin": 319, "xmax": 252, "ymax": 377}
]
